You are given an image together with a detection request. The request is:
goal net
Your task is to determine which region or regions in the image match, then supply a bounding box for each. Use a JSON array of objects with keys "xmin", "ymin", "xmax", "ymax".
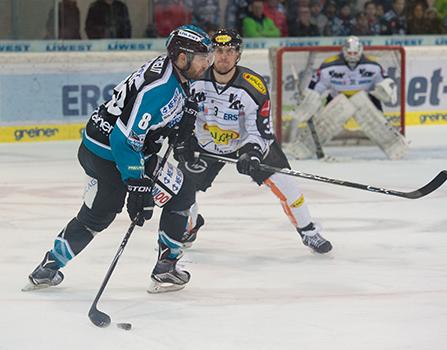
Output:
[{"xmin": 269, "ymin": 46, "xmax": 406, "ymax": 149}]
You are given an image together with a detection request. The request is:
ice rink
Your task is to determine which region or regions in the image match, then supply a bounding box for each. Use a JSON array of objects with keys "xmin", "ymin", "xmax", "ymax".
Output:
[{"xmin": 1, "ymin": 125, "xmax": 446, "ymax": 350}]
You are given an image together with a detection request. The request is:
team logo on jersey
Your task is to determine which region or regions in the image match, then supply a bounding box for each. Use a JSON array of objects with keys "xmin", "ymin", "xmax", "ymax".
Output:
[
  {"xmin": 127, "ymin": 130, "xmax": 145, "ymax": 152},
  {"xmin": 214, "ymin": 34, "xmax": 232, "ymax": 44},
  {"xmin": 242, "ymin": 73, "xmax": 266, "ymax": 95},
  {"xmin": 204, "ymin": 124, "xmax": 239, "ymax": 145}
]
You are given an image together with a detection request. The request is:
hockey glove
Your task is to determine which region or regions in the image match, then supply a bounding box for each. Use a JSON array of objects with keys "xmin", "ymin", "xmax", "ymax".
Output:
[
  {"xmin": 177, "ymin": 98, "xmax": 199, "ymax": 143},
  {"xmin": 236, "ymin": 144, "xmax": 263, "ymax": 176},
  {"xmin": 174, "ymin": 135, "xmax": 199, "ymax": 163},
  {"xmin": 126, "ymin": 178, "xmax": 154, "ymax": 226}
]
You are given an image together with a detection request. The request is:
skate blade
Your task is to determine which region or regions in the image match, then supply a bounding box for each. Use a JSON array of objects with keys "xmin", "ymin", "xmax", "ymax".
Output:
[
  {"xmin": 147, "ymin": 281, "xmax": 186, "ymax": 294},
  {"xmin": 21, "ymin": 281, "xmax": 51, "ymax": 292}
]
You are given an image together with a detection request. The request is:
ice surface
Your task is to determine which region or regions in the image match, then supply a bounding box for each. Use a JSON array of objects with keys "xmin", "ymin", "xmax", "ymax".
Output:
[{"xmin": 0, "ymin": 126, "xmax": 446, "ymax": 350}]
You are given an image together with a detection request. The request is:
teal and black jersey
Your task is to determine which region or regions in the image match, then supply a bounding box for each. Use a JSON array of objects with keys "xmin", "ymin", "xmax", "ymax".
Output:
[{"xmin": 82, "ymin": 55, "xmax": 188, "ymax": 182}]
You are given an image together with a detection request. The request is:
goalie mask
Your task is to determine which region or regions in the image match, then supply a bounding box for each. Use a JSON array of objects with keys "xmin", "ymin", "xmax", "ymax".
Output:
[
  {"xmin": 166, "ymin": 25, "xmax": 214, "ymax": 77},
  {"xmin": 342, "ymin": 36, "xmax": 363, "ymax": 68}
]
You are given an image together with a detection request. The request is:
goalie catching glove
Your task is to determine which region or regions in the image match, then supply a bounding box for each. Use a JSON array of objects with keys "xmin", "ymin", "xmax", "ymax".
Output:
[
  {"xmin": 237, "ymin": 143, "xmax": 263, "ymax": 176},
  {"xmin": 370, "ymin": 78, "xmax": 397, "ymax": 104},
  {"xmin": 126, "ymin": 178, "xmax": 154, "ymax": 226}
]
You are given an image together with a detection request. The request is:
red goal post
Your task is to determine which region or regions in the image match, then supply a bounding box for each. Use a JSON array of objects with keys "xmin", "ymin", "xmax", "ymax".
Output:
[{"xmin": 270, "ymin": 45, "xmax": 406, "ymax": 144}]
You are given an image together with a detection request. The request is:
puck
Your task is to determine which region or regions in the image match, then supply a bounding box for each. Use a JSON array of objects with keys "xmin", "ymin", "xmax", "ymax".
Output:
[{"xmin": 117, "ymin": 322, "xmax": 132, "ymax": 331}]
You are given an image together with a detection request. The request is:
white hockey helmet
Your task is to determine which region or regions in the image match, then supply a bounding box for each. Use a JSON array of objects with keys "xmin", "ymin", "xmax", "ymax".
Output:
[{"xmin": 342, "ymin": 36, "xmax": 363, "ymax": 67}]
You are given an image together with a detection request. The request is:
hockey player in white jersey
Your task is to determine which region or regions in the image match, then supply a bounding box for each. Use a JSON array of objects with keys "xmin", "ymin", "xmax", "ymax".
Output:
[
  {"xmin": 295, "ymin": 36, "xmax": 407, "ymax": 160},
  {"xmin": 172, "ymin": 29, "xmax": 332, "ymax": 273}
]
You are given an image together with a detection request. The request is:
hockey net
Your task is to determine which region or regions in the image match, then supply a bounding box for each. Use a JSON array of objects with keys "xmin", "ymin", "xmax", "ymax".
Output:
[{"xmin": 269, "ymin": 46, "xmax": 406, "ymax": 148}]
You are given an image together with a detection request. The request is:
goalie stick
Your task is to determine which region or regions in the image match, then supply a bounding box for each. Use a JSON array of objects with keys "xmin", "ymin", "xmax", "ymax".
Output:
[
  {"xmin": 196, "ymin": 152, "xmax": 447, "ymax": 199},
  {"xmin": 88, "ymin": 141, "xmax": 175, "ymax": 330}
]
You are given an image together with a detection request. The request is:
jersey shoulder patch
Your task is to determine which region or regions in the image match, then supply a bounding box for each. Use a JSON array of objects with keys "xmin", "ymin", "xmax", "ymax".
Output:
[
  {"xmin": 320, "ymin": 54, "xmax": 344, "ymax": 69},
  {"xmin": 236, "ymin": 66, "xmax": 268, "ymax": 96},
  {"xmin": 143, "ymin": 55, "xmax": 170, "ymax": 85}
]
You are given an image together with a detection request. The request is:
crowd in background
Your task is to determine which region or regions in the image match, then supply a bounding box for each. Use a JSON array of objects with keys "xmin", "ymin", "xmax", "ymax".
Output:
[{"xmin": 45, "ymin": 0, "xmax": 447, "ymax": 40}]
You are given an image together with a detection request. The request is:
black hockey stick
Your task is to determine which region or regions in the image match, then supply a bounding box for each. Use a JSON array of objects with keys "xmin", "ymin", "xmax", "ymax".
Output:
[
  {"xmin": 307, "ymin": 118, "xmax": 325, "ymax": 159},
  {"xmin": 196, "ymin": 152, "xmax": 447, "ymax": 199},
  {"xmin": 88, "ymin": 142, "xmax": 175, "ymax": 329}
]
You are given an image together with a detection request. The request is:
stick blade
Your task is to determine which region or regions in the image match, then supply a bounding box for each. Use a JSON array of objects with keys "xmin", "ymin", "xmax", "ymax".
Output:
[
  {"xmin": 406, "ymin": 170, "xmax": 447, "ymax": 199},
  {"xmin": 88, "ymin": 306, "xmax": 111, "ymax": 328}
]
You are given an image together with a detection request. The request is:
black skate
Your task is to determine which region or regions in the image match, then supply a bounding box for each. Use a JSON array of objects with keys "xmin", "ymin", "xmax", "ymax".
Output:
[
  {"xmin": 148, "ymin": 240, "xmax": 190, "ymax": 294},
  {"xmin": 298, "ymin": 223, "xmax": 332, "ymax": 254},
  {"xmin": 183, "ymin": 214, "xmax": 205, "ymax": 248},
  {"xmin": 147, "ymin": 258, "xmax": 191, "ymax": 294},
  {"xmin": 22, "ymin": 251, "xmax": 64, "ymax": 292}
]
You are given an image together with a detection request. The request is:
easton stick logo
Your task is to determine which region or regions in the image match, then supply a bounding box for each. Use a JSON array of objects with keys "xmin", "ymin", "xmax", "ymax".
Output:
[
  {"xmin": 242, "ymin": 73, "xmax": 266, "ymax": 95},
  {"xmin": 204, "ymin": 124, "xmax": 239, "ymax": 145}
]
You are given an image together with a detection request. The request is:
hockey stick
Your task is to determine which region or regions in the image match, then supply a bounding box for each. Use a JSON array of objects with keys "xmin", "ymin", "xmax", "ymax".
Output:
[
  {"xmin": 307, "ymin": 118, "xmax": 325, "ymax": 159},
  {"xmin": 196, "ymin": 152, "xmax": 447, "ymax": 199},
  {"xmin": 88, "ymin": 142, "xmax": 175, "ymax": 330}
]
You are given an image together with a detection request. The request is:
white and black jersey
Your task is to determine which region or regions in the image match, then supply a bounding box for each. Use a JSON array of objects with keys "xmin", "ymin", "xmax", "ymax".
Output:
[
  {"xmin": 309, "ymin": 54, "xmax": 387, "ymax": 98},
  {"xmin": 190, "ymin": 66, "xmax": 274, "ymax": 156}
]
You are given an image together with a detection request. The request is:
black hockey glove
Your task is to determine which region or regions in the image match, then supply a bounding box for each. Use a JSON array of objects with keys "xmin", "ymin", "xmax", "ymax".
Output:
[
  {"xmin": 177, "ymin": 98, "xmax": 199, "ymax": 143},
  {"xmin": 237, "ymin": 143, "xmax": 263, "ymax": 176},
  {"xmin": 174, "ymin": 135, "xmax": 199, "ymax": 163},
  {"xmin": 126, "ymin": 178, "xmax": 154, "ymax": 227}
]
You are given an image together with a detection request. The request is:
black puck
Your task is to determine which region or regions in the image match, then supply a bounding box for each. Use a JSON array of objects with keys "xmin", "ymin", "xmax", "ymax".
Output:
[{"xmin": 116, "ymin": 322, "xmax": 132, "ymax": 330}]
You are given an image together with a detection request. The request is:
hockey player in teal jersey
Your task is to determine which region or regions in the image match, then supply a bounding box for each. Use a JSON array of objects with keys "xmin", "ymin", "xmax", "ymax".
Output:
[{"xmin": 23, "ymin": 25, "xmax": 213, "ymax": 293}]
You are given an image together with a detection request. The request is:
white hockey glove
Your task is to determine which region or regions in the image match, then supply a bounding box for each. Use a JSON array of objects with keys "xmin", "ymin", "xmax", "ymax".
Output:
[{"xmin": 370, "ymin": 78, "xmax": 397, "ymax": 104}]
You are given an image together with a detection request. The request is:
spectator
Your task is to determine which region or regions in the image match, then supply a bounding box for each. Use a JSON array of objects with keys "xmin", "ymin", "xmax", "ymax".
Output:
[
  {"xmin": 242, "ymin": 0, "xmax": 281, "ymax": 37},
  {"xmin": 407, "ymin": 2, "xmax": 427, "ymax": 33},
  {"xmin": 380, "ymin": 0, "xmax": 407, "ymax": 34},
  {"xmin": 152, "ymin": 0, "xmax": 191, "ymax": 37},
  {"xmin": 190, "ymin": 0, "xmax": 221, "ymax": 31},
  {"xmin": 45, "ymin": 0, "xmax": 81, "ymax": 39},
  {"xmin": 425, "ymin": 7, "xmax": 444, "ymax": 32},
  {"xmin": 352, "ymin": 12, "xmax": 371, "ymax": 35},
  {"xmin": 85, "ymin": 0, "xmax": 131, "ymax": 39},
  {"xmin": 309, "ymin": 0, "xmax": 328, "ymax": 35},
  {"xmin": 364, "ymin": 1, "xmax": 381, "ymax": 34},
  {"xmin": 376, "ymin": 2, "xmax": 385, "ymax": 17},
  {"xmin": 289, "ymin": 6, "xmax": 320, "ymax": 36},
  {"xmin": 225, "ymin": 0, "xmax": 250, "ymax": 33},
  {"xmin": 435, "ymin": 0, "xmax": 447, "ymax": 18},
  {"xmin": 338, "ymin": 3, "xmax": 354, "ymax": 34},
  {"xmin": 263, "ymin": 0, "xmax": 289, "ymax": 36},
  {"xmin": 323, "ymin": 1, "xmax": 343, "ymax": 35}
]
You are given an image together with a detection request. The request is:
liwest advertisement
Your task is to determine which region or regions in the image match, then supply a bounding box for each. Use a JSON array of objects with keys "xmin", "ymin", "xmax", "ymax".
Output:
[{"xmin": 0, "ymin": 45, "xmax": 446, "ymax": 143}]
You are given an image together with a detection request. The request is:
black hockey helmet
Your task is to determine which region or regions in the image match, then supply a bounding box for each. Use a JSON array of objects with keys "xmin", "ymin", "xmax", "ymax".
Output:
[
  {"xmin": 166, "ymin": 24, "xmax": 213, "ymax": 62},
  {"xmin": 211, "ymin": 29, "xmax": 243, "ymax": 52}
]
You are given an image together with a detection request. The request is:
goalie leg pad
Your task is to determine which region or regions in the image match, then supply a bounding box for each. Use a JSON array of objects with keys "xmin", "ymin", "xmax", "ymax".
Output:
[
  {"xmin": 288, "ymin": 94, "xmax": 356, "ymax": 159},
  {"xmin": 313, "ymin": 94, "xmax": 357, "ymax": 144},
  {"xmin": 350, "ymin": 91, "xmax": 408, "ymax": 160}
]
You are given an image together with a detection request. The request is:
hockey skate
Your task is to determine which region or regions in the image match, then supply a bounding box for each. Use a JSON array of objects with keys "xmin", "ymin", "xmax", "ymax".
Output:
[
  {"xmin": 147, "ymin": 258, "xmax": 191, "ymax": 294},
  {"xmin": 298, "ymin": 223, "xmax": 332, "ymax": 254},
  {"xmin": 22, "ymin": 251, "xmax": 64, "ymax": 292},
  {"xmin": 183, "ymin": 214, "xmax": 205, "ymax": 248},
  {"xmin": 148, "ymin": 237, "xmax": 190, "ymax": 294}
]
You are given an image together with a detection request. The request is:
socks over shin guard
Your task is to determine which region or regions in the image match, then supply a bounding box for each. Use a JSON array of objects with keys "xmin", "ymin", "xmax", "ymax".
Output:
[{"xmin": 50, "ymin": 217, "xmax": 96, "ymax": 267}]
